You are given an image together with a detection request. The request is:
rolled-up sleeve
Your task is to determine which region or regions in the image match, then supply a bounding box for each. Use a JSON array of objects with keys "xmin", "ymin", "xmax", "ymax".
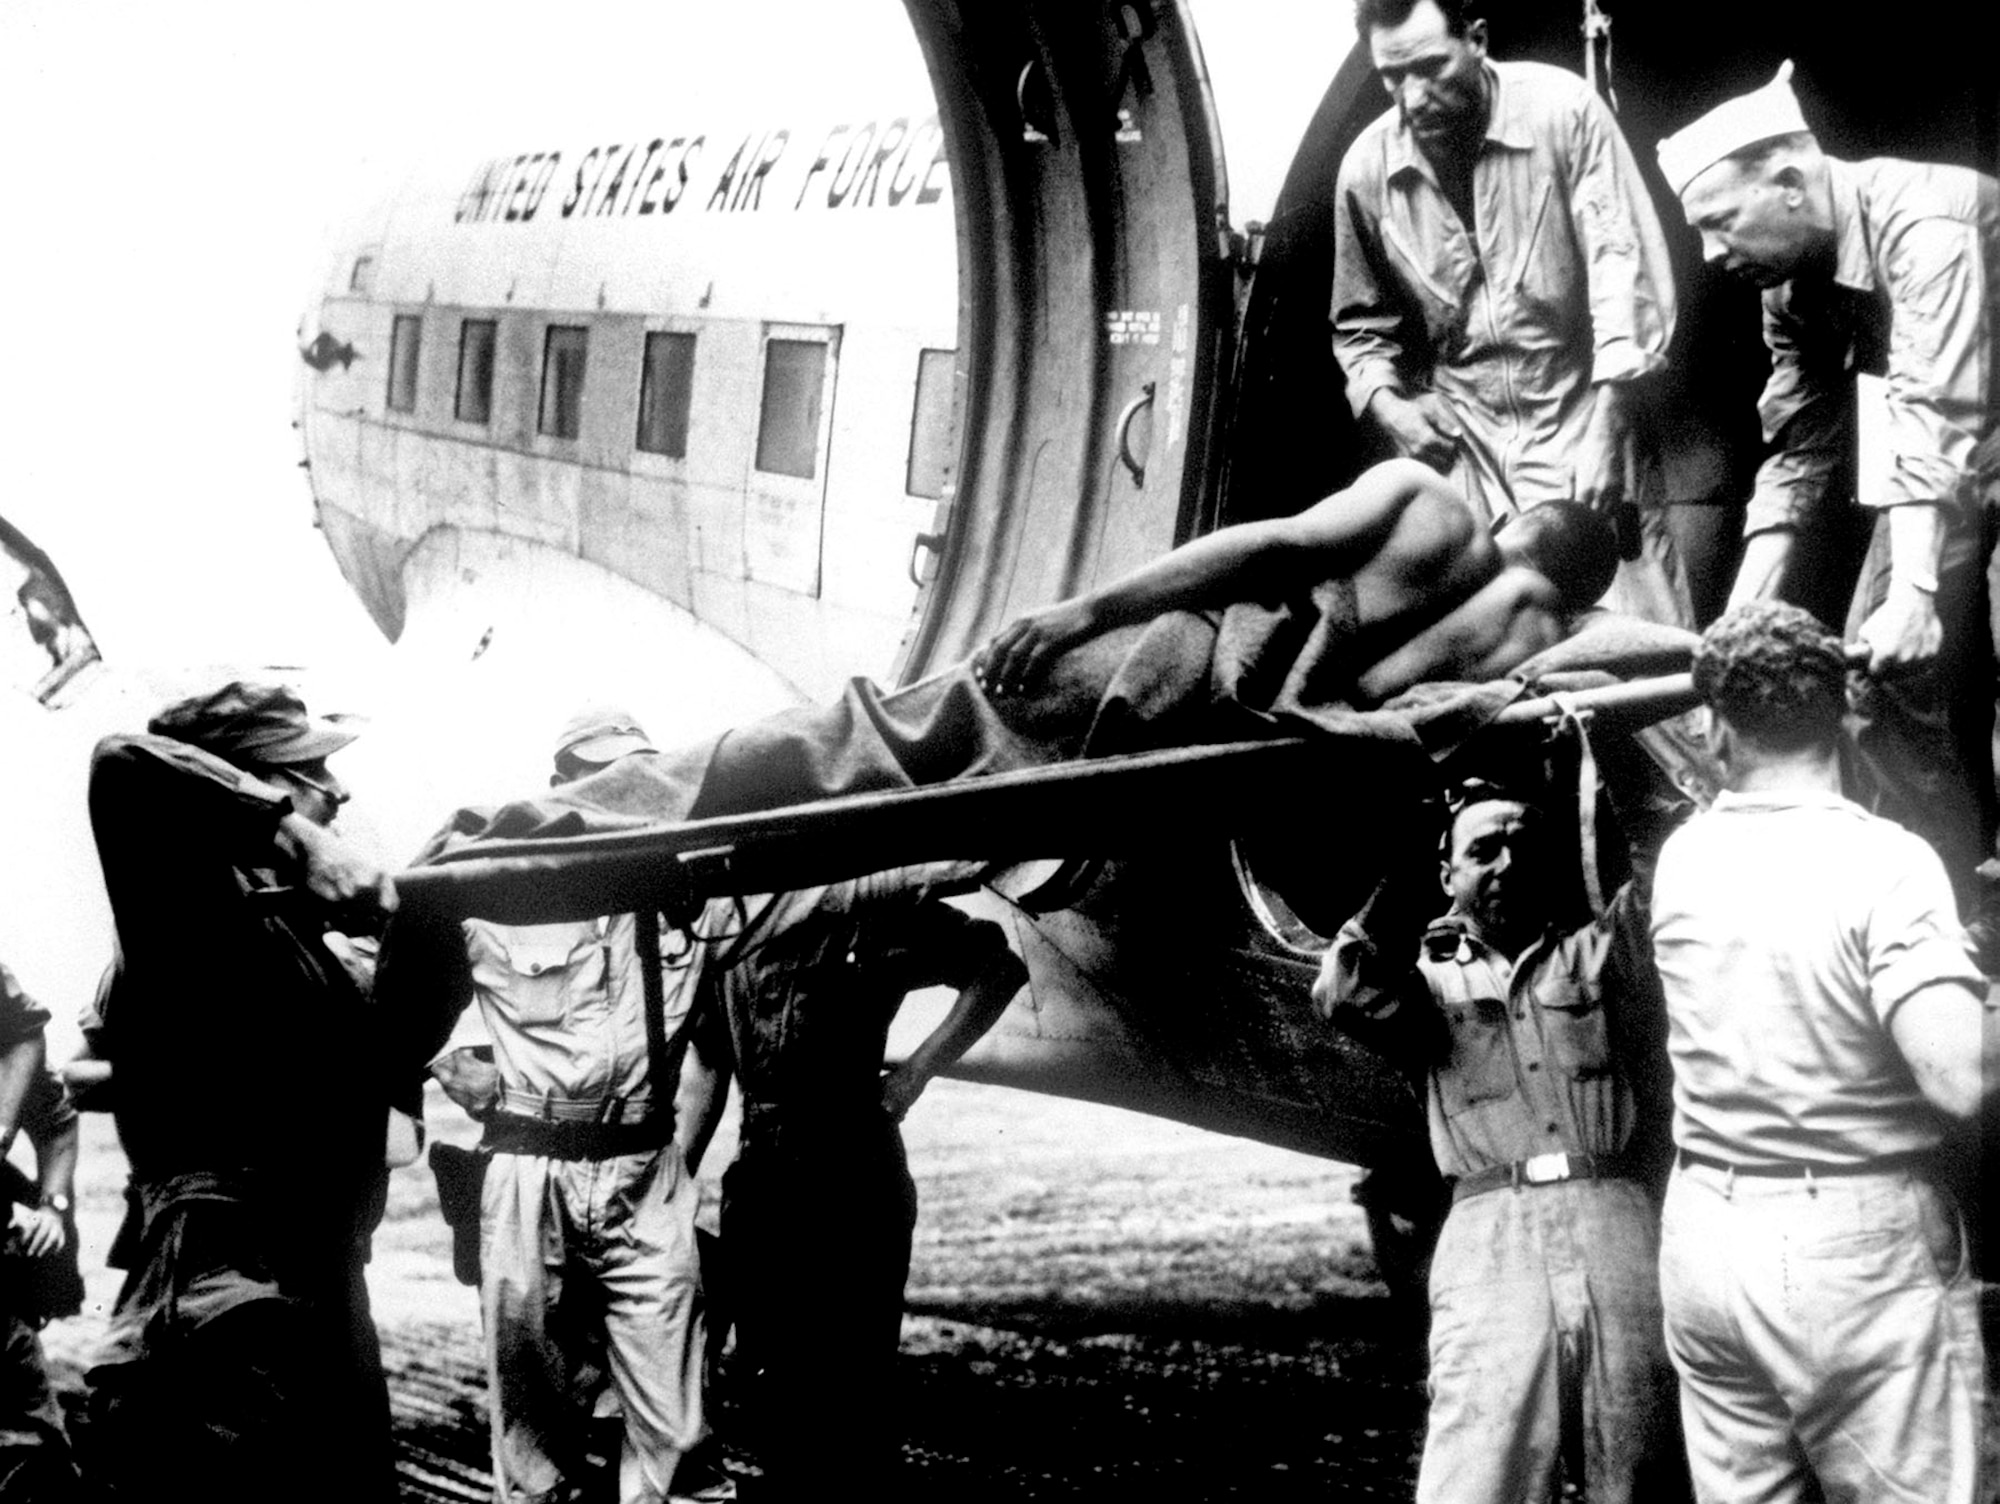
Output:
[
  {"xmin": 1567, "ymin": 91, "xmax": 1676, "ymax": 384},
  {"xmin": 1867, "ymin": 836, "xmax": 1985, "ymax": 1028},
  {"xmin": 1331, "ymin": 149, "xmax": 1411, "ymax": 421}
]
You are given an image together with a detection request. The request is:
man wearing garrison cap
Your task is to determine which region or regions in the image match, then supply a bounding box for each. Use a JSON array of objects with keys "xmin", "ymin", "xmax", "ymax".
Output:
[
  {"xmin": 1658, "ymin": 63, "xmax": 2000, "ymax": 953},
  {"xmin": 79, "ymin": 680, "xmax": 402, "ymax": 1503},
  {"xmin": 425, "ymin": 707, "xmax": 722, "ymax": 1504}
]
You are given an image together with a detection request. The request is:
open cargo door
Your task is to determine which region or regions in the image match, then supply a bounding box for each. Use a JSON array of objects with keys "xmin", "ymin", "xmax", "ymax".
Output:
[{"xmin": 895, "ymin": 1, "xmax": 1236, "ymax": 682}]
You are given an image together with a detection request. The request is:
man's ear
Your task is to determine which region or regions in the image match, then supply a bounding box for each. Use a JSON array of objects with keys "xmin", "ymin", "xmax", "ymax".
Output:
[
  {"xmin": 1699, "ymin": 708, "xmax": 1735, "ymax": 773},
  {"xmin": 1772, "ymin": 163, "xmax": 1806, "ymax": 198},
  {"xmin": 1464, "ymin": 17, "xmax": 1489, "ymax": 54},
  {"xmin": 1439, "ymin": 857, "xmax": 1455, "ymax": 897}
]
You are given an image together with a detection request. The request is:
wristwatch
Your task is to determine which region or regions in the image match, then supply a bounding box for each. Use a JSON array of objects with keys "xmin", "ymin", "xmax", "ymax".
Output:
[{"xmin": 40, "ymin": 1192, "xmax": 71, "ymax": 1216}]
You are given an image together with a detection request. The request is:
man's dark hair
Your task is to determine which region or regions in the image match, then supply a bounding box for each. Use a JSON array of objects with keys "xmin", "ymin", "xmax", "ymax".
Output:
[
  {"xmin": 1356, "ymin": 0, "xmax": 1474, "ymax": 36},
  {"xmin": 1496, "ymin": 502, "xmax": 1618, "ymax": 613},
  {"xmin": 1692, "ymin": 599, "xmax": 1846, "ymax": 751}
]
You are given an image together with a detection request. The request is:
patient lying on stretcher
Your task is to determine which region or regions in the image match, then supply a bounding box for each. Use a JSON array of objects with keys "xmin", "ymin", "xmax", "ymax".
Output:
[
  {"xmin": 414, "ymin": 460, "xmax": 1698, "ymax": 853},
  {"xmin": 975, "ymin": 456, "xmax": 1630, "ymax": 711}
]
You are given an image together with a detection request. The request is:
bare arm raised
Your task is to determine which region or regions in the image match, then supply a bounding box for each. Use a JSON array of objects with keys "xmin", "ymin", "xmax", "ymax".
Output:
[{"xmin": 974, "ymin": 459, "xmax": 1478, "ymax": 698}]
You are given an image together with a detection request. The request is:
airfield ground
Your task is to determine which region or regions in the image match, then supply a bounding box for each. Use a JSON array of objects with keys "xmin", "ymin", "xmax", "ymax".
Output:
[
  {"xmin": 42, "ymin": 1079, "xmax": 1434, "ymax": 1500},
  {"xmin": 38, "ymin": 1078, "xmax": 1998, "ymax": 1500}
]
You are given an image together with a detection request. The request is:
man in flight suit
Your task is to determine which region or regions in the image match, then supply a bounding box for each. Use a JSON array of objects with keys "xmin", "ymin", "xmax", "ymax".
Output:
[{"xmin": 1332, "ymin": 0, "xmax": 1686, "ymax": 626}]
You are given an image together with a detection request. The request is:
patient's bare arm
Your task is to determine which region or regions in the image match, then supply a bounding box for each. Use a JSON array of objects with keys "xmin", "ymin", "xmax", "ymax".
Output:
[{"xmin": 975, "ymin": 460, "xmax": 1477, "ymax": 697}]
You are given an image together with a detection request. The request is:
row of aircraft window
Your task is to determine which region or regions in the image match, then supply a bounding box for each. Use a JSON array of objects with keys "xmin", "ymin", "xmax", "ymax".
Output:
[{"xmin": 382, "ymin": 313, "xmax": 956, "ymax": 501}]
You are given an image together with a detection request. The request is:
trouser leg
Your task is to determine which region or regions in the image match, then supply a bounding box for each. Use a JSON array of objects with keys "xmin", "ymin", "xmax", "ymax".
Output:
[
  {"xmin": 1659, "ymin": 1171, "xmax": 1817, "ymax": 1504},
  {"xmin": 725, "ymin": 1121, "xmax": 918, "ymax": 1503},
  {"xmin": 593, "ymin": 1148, "xmax": 706, "ymax": 1504},
  {"xmin": 483, "ymin": 1152, "xmax": 585, "ymax": 1503},
  {"xmin": 1557, "ymin": 1187, "xmax": 1683, "ymax": 1504},
  {"xmin": 0, "ymin": 1310, "xmax": 77, "ymax": 1502},
  {"xmin": 1415, "ymin": 1198, "xmax": 1563, "ymax": 1504},
  {"xmin": 1785, "ymin": 1178, "xmax": 1986, "ymax": 1504},
  {"xmin": 1605, "ymin": 504, "xmax": 1697, "ymax": 629}
]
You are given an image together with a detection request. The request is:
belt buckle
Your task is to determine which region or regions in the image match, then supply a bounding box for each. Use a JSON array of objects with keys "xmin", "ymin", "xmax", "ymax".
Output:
[{"xmin": 1521, "ymin": 1151, "xmax": 1571, "ymax": 1185}]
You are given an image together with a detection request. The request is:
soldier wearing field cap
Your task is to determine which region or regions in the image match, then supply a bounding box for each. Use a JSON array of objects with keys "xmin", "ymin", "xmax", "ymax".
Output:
[
  {"xmin": 426, "ymin": 707, "xmax": 720, "ymax": 1504},
  {"xmin": 80, "ymin": 680, "xmax": 401, "ymax": 1503},
  {"xmin": 1312, "ymin": 771, "xmax": 1681, "ymax": 1504},
  {"xmin": 1657, "ymin": 63, "xmax": 2000, "ymax": 951},
  {"xmin": 1650, "ymin": 599, "xmax": 1994, "ymax": 1503}
]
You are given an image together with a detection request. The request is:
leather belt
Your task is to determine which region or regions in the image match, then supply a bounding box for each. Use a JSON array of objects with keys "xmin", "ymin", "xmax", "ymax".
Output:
[
  {"xmin": 1674, "ymin": 1147, "xmax": 1932, "ymax": 1180},
  {"xmin": 1452, "ymin": 1150, "xmax": 1637, "ymax": 1203},
  {"xmin": 483, "ymin": 1112, "xmax": 671, "ymax": 1162}
]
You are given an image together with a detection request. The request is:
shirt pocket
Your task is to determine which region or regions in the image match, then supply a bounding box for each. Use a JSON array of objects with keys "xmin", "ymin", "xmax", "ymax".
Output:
[
  {"xmin": 1438, "ymin": 997, "xmax": 1515, "ymax": 1114},
  {"xmin": 470, "ymin": 923, "xmax": 605, "ymax": 1026},
  {"xmin": 1379, "ymin": 215, "xmax": 1470, "ymax": 352},
  {"xmin": 1537, "ymin": 970, "xmax": 1614, "ymax": 1080}
]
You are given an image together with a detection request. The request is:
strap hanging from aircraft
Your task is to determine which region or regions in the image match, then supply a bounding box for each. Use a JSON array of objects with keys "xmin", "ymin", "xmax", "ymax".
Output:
[
  {"xmin": 1546, "ymin": 691, "xmax": 1609, "ymax": 920},
  {"xmin": 1581, "ymin": 0, "xmax": 1617, "ymax": 111}
]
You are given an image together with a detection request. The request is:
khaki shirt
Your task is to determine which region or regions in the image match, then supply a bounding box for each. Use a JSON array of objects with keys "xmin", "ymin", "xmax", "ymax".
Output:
[
  {"xmin": 1750, "ymin": 157, "xmax": 2000, "ymax": 534},
  {"xmin": 1332, "ymin": 60, "xmax": 1675, "ymax": 510},
  {"xmin": 1322, "ymin": 884, "xmax": 1670, "ymax": 1182},
  {"xmin": 458, "ymin": 915, "xmax": 698, "ymax": 1110}
]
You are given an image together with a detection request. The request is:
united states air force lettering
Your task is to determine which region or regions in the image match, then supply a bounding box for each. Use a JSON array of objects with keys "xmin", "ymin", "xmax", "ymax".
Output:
[{"xmin": 453, "ymin": 115, "xmax": 949, "ymax": 225}]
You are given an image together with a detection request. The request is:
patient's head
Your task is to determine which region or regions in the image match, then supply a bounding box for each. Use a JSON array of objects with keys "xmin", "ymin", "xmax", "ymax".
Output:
[{"xmin": 1494, "ymin": 502, "xmax": 1618, "ymax": 614}]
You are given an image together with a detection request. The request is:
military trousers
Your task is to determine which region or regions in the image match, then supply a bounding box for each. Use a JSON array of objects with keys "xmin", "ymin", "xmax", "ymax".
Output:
[
  {"xmin": 1660, "ymin": 1158, "xmax": 1986, "ymax": 1504},
  {"xmin": 481, "ymin": 1143, "xmax": 706, "ymax": 1504},
  {"xmin": 1417, "ymin": 1176, "xmax": 1681, "ymax": 1504}
]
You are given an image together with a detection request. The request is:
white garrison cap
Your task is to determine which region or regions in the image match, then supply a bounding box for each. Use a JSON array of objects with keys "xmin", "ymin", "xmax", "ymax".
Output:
[{"xmin": 1656, "ymin": 60, "xmax": 1810, "ymax": 197}]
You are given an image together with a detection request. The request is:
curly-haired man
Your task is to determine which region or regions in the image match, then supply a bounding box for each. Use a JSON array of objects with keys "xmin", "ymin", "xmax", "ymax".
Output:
[{"xmin": 1649, "ymin": 599, "xmax": 1995, "ymax": 1503}]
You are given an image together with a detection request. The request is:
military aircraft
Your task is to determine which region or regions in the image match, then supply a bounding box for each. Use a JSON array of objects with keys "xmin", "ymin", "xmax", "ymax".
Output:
[{"xmin": 294, "ymin": 0, "xmax": 1996, "ymax": 1271}]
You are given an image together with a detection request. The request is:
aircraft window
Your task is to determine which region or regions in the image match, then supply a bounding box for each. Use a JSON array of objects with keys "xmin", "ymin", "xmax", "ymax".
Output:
[
  {"xmin": 538, "ymin": 325, "xmax": 589, "ymax": 441},
  {"xmin": 349, "ymin": 255, "xmax": 375, "ymax": 293},
  {"xmin": 635, "ymin": 331, "xmax": 697, "ymax": 458},
  {"xmin": 455, "ymin": 319, "xmax": 497, "ymax": 425},
  {"xmin": 386, "ymin": 314, "xmax": 422, "ymax": 414},
  {"xmin": 754, "ymin": 338, "xmax": 828, "ymax": 480},
  {"xmin": 905, "ymin": 347, "xmax": 956, "ymax": 499}
]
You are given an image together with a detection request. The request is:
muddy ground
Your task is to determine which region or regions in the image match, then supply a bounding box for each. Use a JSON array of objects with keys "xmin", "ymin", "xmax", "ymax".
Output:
[{"xmin": 41, "ymin": 1080, "xmax": 1433, "ymax": 1500}]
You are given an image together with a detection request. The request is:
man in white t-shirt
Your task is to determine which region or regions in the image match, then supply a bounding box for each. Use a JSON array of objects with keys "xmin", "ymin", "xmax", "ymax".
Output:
[{"xmin": 1649, "ymin": 600, "xmax": 1994, "ymax": 1503}]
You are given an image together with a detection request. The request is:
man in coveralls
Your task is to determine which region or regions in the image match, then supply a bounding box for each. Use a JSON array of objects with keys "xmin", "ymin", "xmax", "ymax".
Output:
[
  {"xmin": 1331, "ymin": 0, "xmax": 1686, "ymax": 626},
  {"xmin": 428, "ymin": 708, "xmax": 716, "ymax": 1504},
  {"xmin": 81, "ymin": 681, "xmax": 402, "ymax": 1503},
  {"xmin": 1313, "ymin": 775, "xmax": 1680, "ymax": 1503}
]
